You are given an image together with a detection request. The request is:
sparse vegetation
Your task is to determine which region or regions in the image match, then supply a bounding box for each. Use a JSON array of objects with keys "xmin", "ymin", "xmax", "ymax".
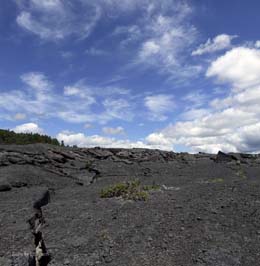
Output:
[
  {"xmin": 100, "ymin": 179, "xmax": 159, "ymax": 201},
  {"xmin": 210, "ymin": 178, "xmax": 224, "ymax": 183},
  {"xmin": 85, "ymin": 161, "xmax": 93, "ymax": 170},
  {"xmin": 143, "ymin": 183, "xmax": 160, "ymax": 191},
  {"xmin": 236, "ymin": 168, "xmax": 247, "ymax": 180},
  {"xmin": 0, "ymin": 129, "xmax": 60, "ymax": 146}
]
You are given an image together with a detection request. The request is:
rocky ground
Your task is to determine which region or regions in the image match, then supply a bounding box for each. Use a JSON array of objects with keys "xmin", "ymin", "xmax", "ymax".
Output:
[{"xmin": 0, "ymin": 144, "xmax": 260, "ymax": 266}]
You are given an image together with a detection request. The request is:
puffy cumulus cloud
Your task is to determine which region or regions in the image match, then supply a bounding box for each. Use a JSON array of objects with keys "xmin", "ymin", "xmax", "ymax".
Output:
[
  {"xmin": 255, "ymin": 40, "xmax": 260, "ymax": 48},
  {"xmin": 237, "ymin": 123, "xmax": 260, "ymax": 152},
  {"xmin": 148, "ymin": 46, "xmax": 260, "ymax": 153},
  {"xmin": 144, "ymin": 94, "xmax": 175, "ymax": 121},
  {"xmin": 180, "ymin": 108, "xmax": 209, "ymax": 121},
  {"xmin": 160, "ymin": 107, "xmax": 259, "ymax": 153},
  {"xmin": 145, "ymin": 132, "xmax": 173, "ymax": 147},
  {"xmin": 192, "ymin": 34, "xmax": 236, "ymax": 56},
  {"xmin": 57, "ymin": 131, "xmax": 173, "ymax": 150},
  {"xmin": 12, "ymin": 123, "xmax": 43, "ymax": 134},
  {"xmin": 207, "ymin": 47, "xmax": 260, "ymax": 90},
  {"xmin": 102, "ymin": 126, "xmax": 125, "ymax": 135}
]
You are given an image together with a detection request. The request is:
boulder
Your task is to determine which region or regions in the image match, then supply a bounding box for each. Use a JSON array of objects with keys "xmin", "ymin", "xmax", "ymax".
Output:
[
  {"xmin": 0, "ymin": 178, "xmax": 12, "ymax": 192},
  {"xmin": 215, "ymin": 151, "xmax": 238, "ymax": 163}
]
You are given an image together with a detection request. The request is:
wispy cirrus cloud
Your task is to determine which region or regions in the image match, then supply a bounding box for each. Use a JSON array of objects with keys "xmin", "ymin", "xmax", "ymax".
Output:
[
  {"xmin": 16, "ymin": 0, "xmax": 101, "ymax": 40},
  {"xmin": 21, "ymin": 72, "xmax": 53, "ymax": 92},
  {"xmin": 0, "ymin": 72, "xmax": 137, "ymax": 125},
  {"xmin": 134, "ymin": 4, "xmax": 201, "ymax": 81},
  {"xmin": 15, "ymin": 0, "xmax": 201, "ymax": 83},
  {"xmin": 192, "ymin": 34, "xmax": 237, "ymax": 56},
  {"xmin": 85, "ymin": 47, "xmax": 108, "ymax": 56}
]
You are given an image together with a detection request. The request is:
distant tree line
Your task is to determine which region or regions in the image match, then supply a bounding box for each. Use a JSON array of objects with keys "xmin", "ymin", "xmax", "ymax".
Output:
[{"xmin": 0, "ymin": 129, "xmax": 61, "ymax": 146}]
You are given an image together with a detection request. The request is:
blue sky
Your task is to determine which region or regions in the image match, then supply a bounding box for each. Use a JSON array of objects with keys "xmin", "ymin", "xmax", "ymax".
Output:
[{"xmin": 1, "ymin": 0, "xmax": 260, "ymax": 153}]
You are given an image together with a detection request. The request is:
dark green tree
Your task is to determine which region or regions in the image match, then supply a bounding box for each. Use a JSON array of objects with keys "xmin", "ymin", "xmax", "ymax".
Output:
[{"xmin": 0, "ymin": 129, "xmax": 61, "ymax": 146}]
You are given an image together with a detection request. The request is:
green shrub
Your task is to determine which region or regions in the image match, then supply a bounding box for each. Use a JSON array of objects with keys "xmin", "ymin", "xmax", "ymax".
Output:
[
  {"xmin": 100, "ymin": 179, "xmax": 158, "ymax": 201},
  {"xmin": 127, "ymin": 190, "xmax": 148, "ymax": 201},
  {"xmin": 143, "ymin": 183, "xmax": 160, "ymax": 191}
]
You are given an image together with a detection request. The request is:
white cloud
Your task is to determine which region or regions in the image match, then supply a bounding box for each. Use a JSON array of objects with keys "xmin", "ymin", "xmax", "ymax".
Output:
[
  {"xmin": 102, "ymin": 126, "xmax": 125, "ymax": 135},
  {"xmin": 16, "ymin": 0, "xmax": 176, "ymax": 41},
  {"xmin": 13, "ymin": 113, "xmax": 27, "ymax": 121},
  {"xmin": 0, "ymin": 72, "xmax": 136, "ymax": 125},
  {"xmin": 57, "ymin": 131, "xmax": 173, "ymax": 150},
  {"xmin": 147, "ymin": 46, "xmax": 260, "ymax": 153},
  {"xmin": 102, "ymin": 98, "xmax": 133, "ymax": 121},
  {"xmin": 63, "ymin": 86, "xmax": 96, "ymax": 104},
  {"xmin": 192, "ymin": 34, "xmax": 236, "ymax": 56},
  {"xmin": 16, "ymin": 1, "xmax": 101, "ymax": 40},
  {"xmin": 15, "ymin": 0, "xmax": 200, "ymax": 82},
  {"xmin": 136, "ymin": 11, "xmax": 199, "ymax": 80},
  {"xmin": 255, "ymin": 40, "xmax": 260, "ymax": 48},
  {"xmin": 182, "ymin": 90, "xmax": 208, "ymax": 108},
  {"xmin": 139, "ymin": 41, "xmax": 160, "ymax": 59},
  {"xmin": 30, "ymin": 0, "xmax": 63, "ymax": 11},
  {"xmin": 207, "ymin": 47, "xmax": 260, "ymax": 90},
  {"xmin": 85, "ymin": 47, "xmax": 108, "ymax": 56},
  {"xmin": 146, "ymin": 132, "xmax": 173, "ymax": 147},
  {"xmin": 145, "ymin": 94, "xmax": 175, "ymax": 121},
  {"xmin": 112, "ymin": 25, "xmax": 141, "ymax": 47},
  {"xmin": 180, "ymin": 108, "xmax": 209, "ymax": 121},
  {"xmin": 84, "ymin": 123, "xmax": 93, "ymax": 129},
  {"xmin": 12, "ymin": 123, "xmax": 43, "ymax": 134},
  {"xmin": 21, "ymin": 72, "xmax": 52, "ymax": 92},
  {"xmin": 60, "ymin": 51, "xmax": 74, "ymax": 59}
]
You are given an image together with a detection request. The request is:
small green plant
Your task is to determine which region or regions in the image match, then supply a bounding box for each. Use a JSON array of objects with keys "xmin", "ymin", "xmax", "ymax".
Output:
[
  {"xmin": 143, "ymin": 183, "xmax": 160, "ymax": 191},
  {"xmin": 236, "ymin": 168, "xmax": 247, "ymax": 180},
  {"xmin": 210, "ymin": 178, "xmax": 224, "ymax": 183},
  {"xmin": 100, "ymin": 179, "xmax": 158, "ymax": 201},
  {"xmin": 128, "ymin": 190, "xmax": 148, "ymax": 201},
  {"xmin": 100, "ymin": 182, "xmax": 130, "ymax": 198},
  {"xmin": 85, "ymin": 161, "xmax": 93, "ymax": 169}
]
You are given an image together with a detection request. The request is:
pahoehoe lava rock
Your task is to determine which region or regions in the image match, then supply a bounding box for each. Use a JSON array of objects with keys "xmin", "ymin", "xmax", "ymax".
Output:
[
  {"xmin": 0, "ymin": 144, "xmax": 260, "ymax": 265},
  {"xmin": 215, "ymin": 151, "xmax": 238, "ymax": 163},
  {"xmin": 0, "ymin": 178, "xmax": 11, "ymax": 192}
]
